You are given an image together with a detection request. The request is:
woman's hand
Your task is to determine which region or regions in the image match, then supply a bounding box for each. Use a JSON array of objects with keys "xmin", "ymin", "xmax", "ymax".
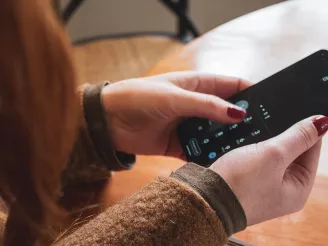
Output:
[
  {"xmin": 101, "ymin": 72, "xmax": 251, "ymax": 157},
  {"xmin": 210, "ymin": 116, "xmax": 328, "ymax": 226}
]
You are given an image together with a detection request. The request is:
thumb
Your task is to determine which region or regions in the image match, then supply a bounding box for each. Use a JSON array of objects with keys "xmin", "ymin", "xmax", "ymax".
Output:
[
  {"xmin": 173, "ymin": 89, "xmax": 247, "ymax": 123},
  {"xmin": 267, "ymin": 116, "xmax": 328, "ymax": 166},
  {"xmin": 285, "ymin": 140, "xmax": 322, "ymax": 187}
]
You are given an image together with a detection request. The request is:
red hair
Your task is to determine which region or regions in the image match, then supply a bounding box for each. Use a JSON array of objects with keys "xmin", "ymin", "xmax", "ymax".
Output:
[{"xmin": 0, "ymin": 0, "xmax": 77, "ymax": 244}]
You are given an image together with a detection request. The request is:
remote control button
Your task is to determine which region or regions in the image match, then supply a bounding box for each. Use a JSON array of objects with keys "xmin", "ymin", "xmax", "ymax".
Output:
[
  {"xmin": 236, "ymin": 137, "xmax": 246, "ymax": 145},
  {"xmin": 244, "ymin": 116, "xmax": 253, "ymax": 123},
  {"xmin": 229, "ymin": 124, "xmax": 239, "ymax": 130},
  {"xmin": 189, "ymin": 138, "xmax": 201, "ymax": 156},
  {"xmin": 214, "ymin": 130, "xmax": 224, "ymax": 138},
  {"xmin": 221, "ymin": 145, "xmax": 232, "ymax": 153},
  {"xmin": 235, "ymin": 100, "xmax": 249, "ymax": 110},
  {"xmin": 185, "ymin": 145, "xmax": 192, "ymax": 156},
  {"xmin": 251, "ymin": 129, "xmax": 261, "ymax": 136},
  {"xmin": 202, "ymin": 138, "xmax": 210, "ymax": 144},
  {"xmin": 208, "ymin": 152, "xmax": 217, "ymax": 159}
]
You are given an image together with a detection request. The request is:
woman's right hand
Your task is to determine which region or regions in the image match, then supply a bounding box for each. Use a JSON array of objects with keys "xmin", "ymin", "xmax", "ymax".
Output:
[{"xmin": 210, "ymin": 116, "xmax": 328, "ymax": 226}]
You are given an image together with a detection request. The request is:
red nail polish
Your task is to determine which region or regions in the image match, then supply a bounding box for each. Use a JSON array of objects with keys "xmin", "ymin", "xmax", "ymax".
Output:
[
  {"xmin": 313, "ymin": 116, "xmax": 328, "ymax": 136},
  {"xmin": 227, "ymin": 106, "xmax": 247, "ymax": 119}
]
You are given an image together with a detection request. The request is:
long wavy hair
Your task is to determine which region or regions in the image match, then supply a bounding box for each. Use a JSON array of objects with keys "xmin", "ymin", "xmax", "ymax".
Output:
[{"xmin": 0, "ymin": 0, "xmax": 77, "ymax": 245}]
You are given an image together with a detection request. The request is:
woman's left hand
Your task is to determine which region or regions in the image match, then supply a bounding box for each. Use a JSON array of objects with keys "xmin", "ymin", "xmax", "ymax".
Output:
[{"xmin": 101, "ymin": 72, "xmax": 251, "ymax": 158}]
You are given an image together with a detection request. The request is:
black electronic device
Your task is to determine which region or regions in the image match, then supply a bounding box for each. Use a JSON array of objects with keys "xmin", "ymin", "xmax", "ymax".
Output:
[{"xmin": 177, "ymin": 50, "xmax": 328, "ymax": 167}]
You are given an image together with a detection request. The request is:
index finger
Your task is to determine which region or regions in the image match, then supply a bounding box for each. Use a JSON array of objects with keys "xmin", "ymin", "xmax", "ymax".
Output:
[{"xmin": 146, "ymin": 71, "xmax": 253, "ymax": 99}]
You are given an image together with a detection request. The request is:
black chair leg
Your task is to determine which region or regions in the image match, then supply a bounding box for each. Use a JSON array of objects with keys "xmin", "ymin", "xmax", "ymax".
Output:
[
  {"xmin": 62, "ymin": 0, "xmax": 85, "ymax": 24},
  {"xmin": 160, "ymin": 0, "xmax": 200, "ymax": 42}
]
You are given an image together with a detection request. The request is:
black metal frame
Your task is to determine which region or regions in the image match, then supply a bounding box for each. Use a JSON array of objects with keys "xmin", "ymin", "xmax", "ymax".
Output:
[
  {"xmin": 62, "ymin": 0, "xmax": 85, "ymax": 24},
  {"xmin": 160, "ymin": 0, "xmax": 199, "ymax": 42},
  {"xmin": 60, "ymin": 0, "xmax": 200, "ymax": 44}
]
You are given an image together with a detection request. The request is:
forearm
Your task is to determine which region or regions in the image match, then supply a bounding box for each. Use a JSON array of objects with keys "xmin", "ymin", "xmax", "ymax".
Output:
[
  {"xmin": 57, "ymin": 163, "xmax": 246, "ymax": 245},
  {"xmin": 56, "ymin": 176, "xmax": 227, "ymax": 246}
]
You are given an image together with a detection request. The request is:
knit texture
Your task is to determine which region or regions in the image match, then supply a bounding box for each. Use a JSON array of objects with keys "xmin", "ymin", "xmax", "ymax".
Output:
[{"xmin": 56, "ymin": 177, "xmax": 228, "ymax": 246}]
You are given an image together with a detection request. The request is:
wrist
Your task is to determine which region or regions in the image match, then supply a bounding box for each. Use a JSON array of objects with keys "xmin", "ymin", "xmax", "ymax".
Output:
[
  {"xmin": 99, "ymin": 82, "xmax": 136, "ymax": 168},
  {"xmin": 101, "ymin": 83, "xmax": 121, "ymax": 151},
  {"xmin": 81, "ymin": 83, "xmax": 135, "ymax": 171},
  {"xmin": 101, "ymin": 82, "xmax": 116, "ymax": 116},
  {"xmin": 209, "ymin": 164, "xmax": 253, "ymax": 226},
  {"xmin": 171, "ymin": 163, "xmax": 247, "ymax": 235},
  {"xmin": 101, "ymin": 82, "xmax": 132, "ymax": 154}
]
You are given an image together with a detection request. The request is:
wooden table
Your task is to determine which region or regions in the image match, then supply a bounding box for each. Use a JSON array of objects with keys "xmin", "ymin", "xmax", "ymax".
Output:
[{"xmin": 106, "ymin": 0, "xmax": 328, "ymax": 245}]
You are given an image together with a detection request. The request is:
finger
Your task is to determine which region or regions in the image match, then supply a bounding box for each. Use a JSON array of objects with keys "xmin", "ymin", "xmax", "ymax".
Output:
[
  {"xmin": 147, "ymin": 71, "xmax": 253, "ymax": 99},
  {"xmin": 286, "ymin": 140, "xmax": 321, "ymax": 185},
  {"xmin": 172, "ymin": 88, "xmax": 246, "ymax": 123},
  {"xmin": 267, "ymin": 116, "xmax": 328, "ymax": 166},
  {"xmin": 165, "ymin": 131, "xmax": 187, "ymax": 160}
]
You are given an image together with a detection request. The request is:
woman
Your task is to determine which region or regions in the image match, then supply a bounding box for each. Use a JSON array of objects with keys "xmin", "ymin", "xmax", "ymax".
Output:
[{"xmin": 0, "ymin": 1, "xmax": 326, "ymax": 245}]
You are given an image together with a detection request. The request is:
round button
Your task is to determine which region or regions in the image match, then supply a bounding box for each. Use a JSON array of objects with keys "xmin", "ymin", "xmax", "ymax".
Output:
[
  {"xmin": 208, "ymin": 152, "xmax": 217, "ymax": 159},
  {"xmin": 235, "ymin": 100, "xmax": 249, "ymax": 110}
]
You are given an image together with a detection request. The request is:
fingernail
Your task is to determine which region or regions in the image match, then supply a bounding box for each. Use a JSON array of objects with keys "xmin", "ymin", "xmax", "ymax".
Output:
[
  {"xmin": 227, "ymin": 105, "xmax": 247, "ymax": 119},
  {"xmin": 313, "ymin": 116, "xmax": 328, "ymax": 136}
]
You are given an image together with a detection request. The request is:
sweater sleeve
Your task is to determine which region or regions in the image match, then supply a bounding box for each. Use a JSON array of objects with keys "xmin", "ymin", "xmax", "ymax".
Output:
[
  {"xmin": 170, "ymin": 163, "xmax": 247, "ymax": 235},
  {"xmin": 61, "ymin": 83, "xmax": 135, "ymax": 189},
  {"xmin": 56, "ymin": 165, "xmax": 247, "ymax": 246},
  {"xmin": 56, "ymin": 175, "xmax": 230, "ymax": 246}
]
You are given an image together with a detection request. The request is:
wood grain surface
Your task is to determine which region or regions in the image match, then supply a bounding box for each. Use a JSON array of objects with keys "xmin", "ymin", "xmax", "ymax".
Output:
[{"xmin": 73, "ymin": 36, "xmax": 183, "ymax": 83}]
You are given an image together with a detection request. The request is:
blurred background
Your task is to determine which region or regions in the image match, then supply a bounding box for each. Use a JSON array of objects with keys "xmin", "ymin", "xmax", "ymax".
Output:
[
  {"xmin": 61, "ymin": 0, "xmax": 283, "ymax": 41},
  {"xmin": 57, "ymin": 0, "xmax": 285, "ymax": 83}
]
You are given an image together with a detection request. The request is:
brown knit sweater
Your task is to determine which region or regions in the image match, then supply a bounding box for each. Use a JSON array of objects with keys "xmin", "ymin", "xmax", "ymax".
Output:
[{"xmin": 56, "ymin": 83, "xmax": 247, "ymax": 246}]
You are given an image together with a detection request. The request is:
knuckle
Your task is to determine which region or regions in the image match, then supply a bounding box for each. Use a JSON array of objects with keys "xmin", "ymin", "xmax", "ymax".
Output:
[
  {"xmin": 193, "ymin": 75, "xmax": 202, "ymax": 90},
  {"xmin": 297, "ymin": 123, "xmax": 315, "ymax": 150},
  {"xmin": 204, "ymin": 95, "xmax": 219, "ymax": 109}
]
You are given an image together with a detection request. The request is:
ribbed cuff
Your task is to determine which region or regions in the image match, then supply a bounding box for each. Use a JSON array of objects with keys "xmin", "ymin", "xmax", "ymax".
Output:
[
  {"xmin": 83, "ymin": 83, "xmax": 135, "ymax": 171},
  {"xmin": 170, "ymin": 163, "xmax": 246, "ymax": 236}
]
